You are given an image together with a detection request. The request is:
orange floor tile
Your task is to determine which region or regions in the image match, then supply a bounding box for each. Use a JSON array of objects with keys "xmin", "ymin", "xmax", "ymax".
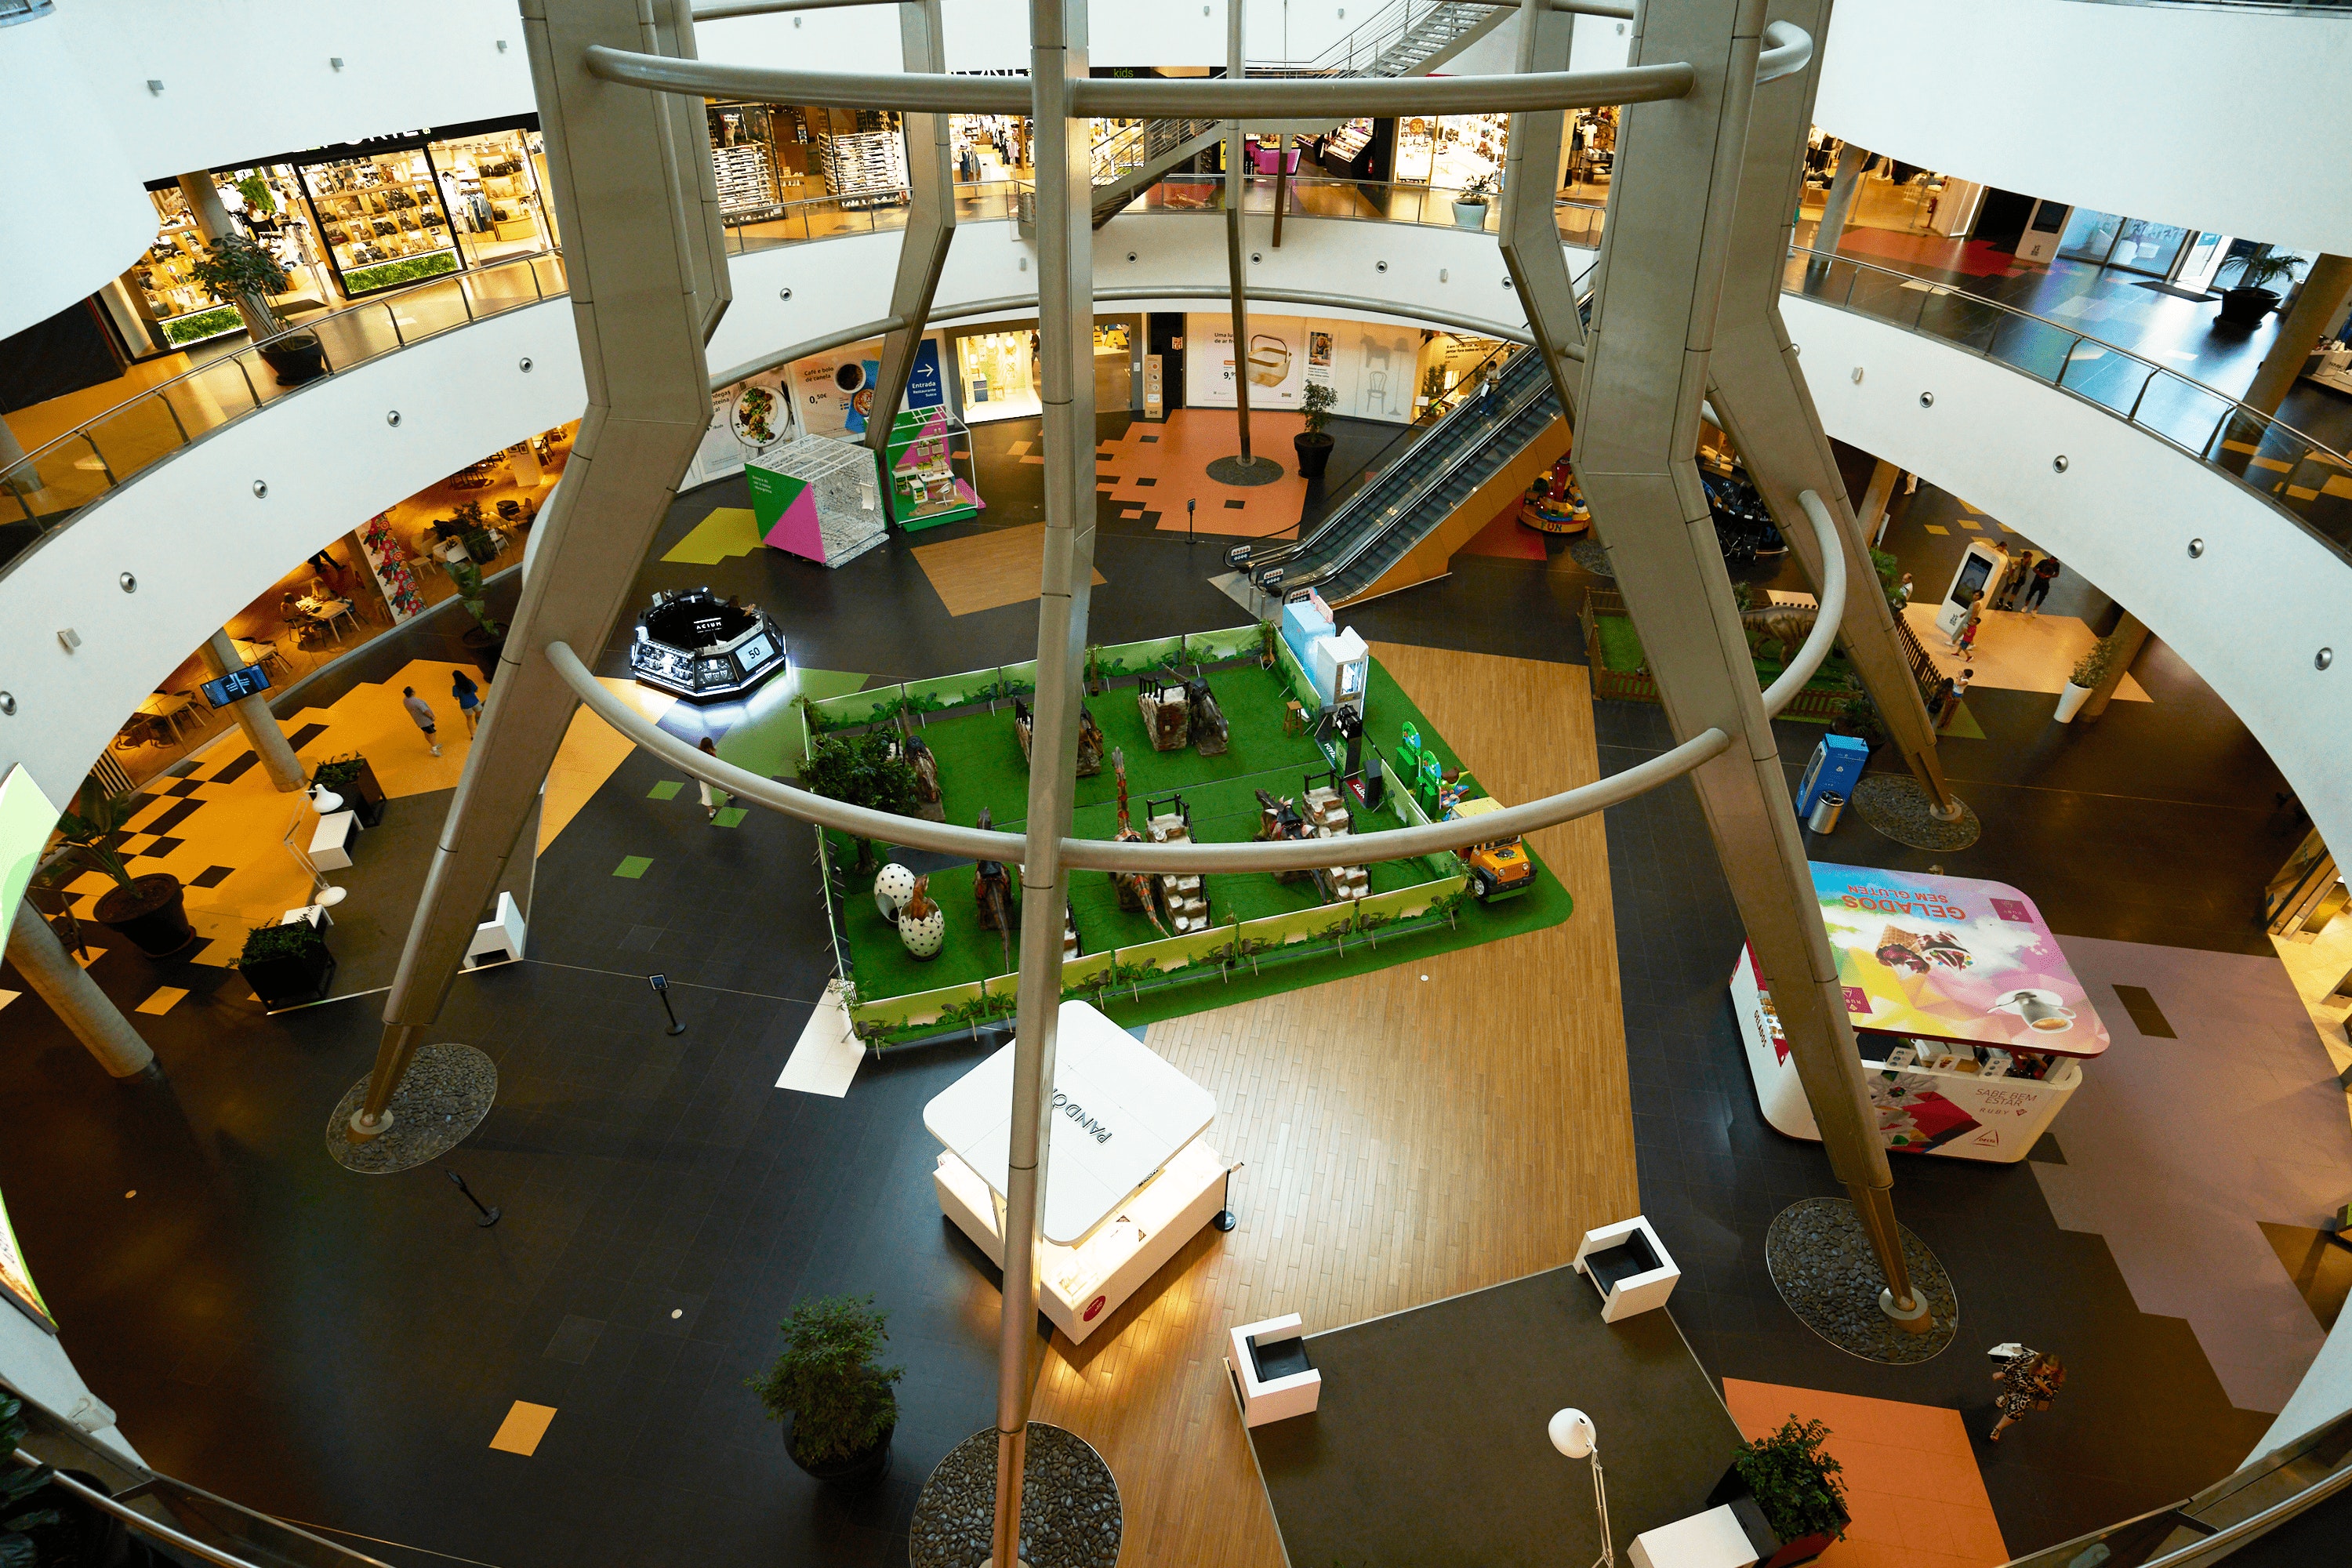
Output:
[
  {"xmin": 1458, "ymin": 497, "xmax": 1549, "ymax": 561},
  {"xmin": 1095, "ymin": 408, "xmax": 1308, "ymax": 540},
  {"xmin": 1722, "ymin": 1378, "xmax": 2009, "ymax": 1568}
]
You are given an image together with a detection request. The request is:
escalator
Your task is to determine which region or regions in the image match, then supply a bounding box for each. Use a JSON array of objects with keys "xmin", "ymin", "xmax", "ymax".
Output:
[{"xmin": 1231, "ymin": 339, "xmax": 1568, "ymax": 607}]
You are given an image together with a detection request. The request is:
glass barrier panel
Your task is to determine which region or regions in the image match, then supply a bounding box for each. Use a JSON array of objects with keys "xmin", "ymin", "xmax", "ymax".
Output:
[
  {"xmin": 1, "ymin": 441, "xmax": 111, "ymax": 531},
  {"xmin": 2055, "ymin": 345, "xmax": 2161, "ymax": 422},
  {"xmin": 307, "ymin": 308, "xmax": 397, "ymax": 372},
  {"xmin": 1981, "ymin": 313, "xmax": 2079, "ymax": 384},
  {"xmin": 2132, "ymin": 371, "xmax": 2238, "ymax": 460},
  {"xmin": 1911, "ymin": 289, "xmax": 2009, "ymax": 355},
  {"xmin": 1843, "ymin": 266, "xmax": 1928, "ymax": 328},
  {"xmin": 385, "ymin": 281, "xmax": 474, "ymax": 340},
  {"xmin": 471, "ymin": 261, "xmax": 548, "ymax": 314},
  {"xmin": 81, "ymin": 397, "xmax": 190, "ymax": 488}
]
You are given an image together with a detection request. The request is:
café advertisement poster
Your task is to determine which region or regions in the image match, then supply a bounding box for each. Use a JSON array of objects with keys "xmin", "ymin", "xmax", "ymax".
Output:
[
  {"xmin": 0, "ymin": 1185, "xmax": 56, "ymax": 1334},
  {"xmin": 1810, "ymin": 862, "xmax": 2108, "ymax": 1054}
]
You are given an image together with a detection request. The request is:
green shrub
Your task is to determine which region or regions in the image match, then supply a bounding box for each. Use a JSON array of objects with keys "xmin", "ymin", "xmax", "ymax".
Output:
[
  {"xmin": 311, "ymin": 754, "xmax": 369, "ymax": 791},
  {"xmin": 162, "ymin": 306, "xmax": 241, "ymax": 346},
  {"xmin": 240, "ymin": 920, "xmax": 325, "ymax": 966},
  {"xmin": 1733, "ymin": 1417, "xmax": 1848, "ymax": 1543},
  {"xmin": 0, "ymin": 1396, "xmax": 60, "ymax": 1563},
  {"xmin": 746, "ymin": 1295, "xmax": 904, "ymax": 1465}
]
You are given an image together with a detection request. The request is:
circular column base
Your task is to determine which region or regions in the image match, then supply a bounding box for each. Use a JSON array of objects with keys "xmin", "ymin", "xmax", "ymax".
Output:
[
  {"xmin": 909, "ymin": 1423, "xmax": 1120, "ymax": 1568},
  {"xmin": 1852, "ymin": 774, "xmax": 1981, "ymax": 851},
  {"xmin": 1566, "ymin": 537, "xmax": 1615, "ymax": 578},
  {"xmin": 1207, "ymin": 455, "xmax": 1285, "ymax": 487},
  {"xmin": 325, "ymin": 1044, "xmax": 497, "ymax": 1174},
  {"xmin": 1766, "ymin": 1198, "xmax": 1958, "ymax": 1365}
]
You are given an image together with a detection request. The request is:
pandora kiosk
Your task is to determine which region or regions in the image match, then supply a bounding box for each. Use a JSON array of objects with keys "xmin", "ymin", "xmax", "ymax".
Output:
[
  {"xmin": 1733, "ymin": 863, "xmax": 2109, "ymax": 1163},
  {"xmin": 924, "ymin": 1001, "xmax": 1230, "ymax": 1343}
]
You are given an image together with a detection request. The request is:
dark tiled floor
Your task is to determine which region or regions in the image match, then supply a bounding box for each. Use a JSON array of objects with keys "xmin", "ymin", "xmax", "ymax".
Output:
[{"xmin": 0, "ymin": 410, "xmax": 2321, "ymax": 1567}]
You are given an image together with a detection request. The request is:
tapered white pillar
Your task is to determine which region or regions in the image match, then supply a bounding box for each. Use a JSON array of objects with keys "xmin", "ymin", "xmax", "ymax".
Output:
[{"xmin": 7, "ymin": 898, "xmax": 156, "ymax": 1079}]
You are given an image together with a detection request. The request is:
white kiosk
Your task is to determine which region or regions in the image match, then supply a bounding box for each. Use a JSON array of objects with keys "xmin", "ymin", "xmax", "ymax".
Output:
[
  {"xmin": 924, "ymin": 1001, "xmax": 1229, "ymax": 1343},
  {"xmin": 1933, "ymin": 539, "xmax": 2006, "ymax": 642}
]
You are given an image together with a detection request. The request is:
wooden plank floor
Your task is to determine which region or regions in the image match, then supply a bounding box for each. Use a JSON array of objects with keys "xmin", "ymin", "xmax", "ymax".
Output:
[
  {"xmin": 1026, "ymin": 644, "xmax": 1639, "ymax": 1566},
  {"xmin": 911, "ymin": 521, "xmax": 1109, "ymax": 617}
]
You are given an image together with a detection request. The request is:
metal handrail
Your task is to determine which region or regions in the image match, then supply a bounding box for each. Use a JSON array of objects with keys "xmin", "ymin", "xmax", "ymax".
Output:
[
  {"xmin": 1786, "ymin": 241, "xmax": 2352, "ymax": 563},
  {"xmin": 1760, "ymin": 492, "xmax": 1846, "ymax": 717},
  {"xmin": 546, "ymin": 641, "xmax": 1734, "ymax": 873}
]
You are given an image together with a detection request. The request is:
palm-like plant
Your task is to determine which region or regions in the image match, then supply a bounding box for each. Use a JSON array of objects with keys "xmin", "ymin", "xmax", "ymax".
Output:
[
  {"xmin": 53, "ymin": 784, "xmax": 145, "ymax": 892},
  {"xmin": 186, "ymin": 233, "xmax": 295, "ymax": 343},
  {"xmin": 2220, "ymin": 247, "xmax": 2306, "ymax": 295},
  {"xmin": 0, "ymin": 1396, "xmax": 60, "ymax": 1568}
]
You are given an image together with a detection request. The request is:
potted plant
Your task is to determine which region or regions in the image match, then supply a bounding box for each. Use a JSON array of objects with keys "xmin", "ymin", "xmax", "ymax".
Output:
[
  {"xmin": 2056, "ymin": 632, "xmax": 2122, "ymax": 723},
  {"xmin": 1830, "ymin": 681, "xmax": 1890, "ymax": 757},
  {"xmin": 311, "ymin": 753, "xmax": 387, "ymax": 829},
  {"xmin": 1451, "ymin": 170, "xmax": 1500, "ymax": 230},
  {"xmin": 451, "ymin": 500, "xmax": 503, "ymax": 565},
  {"xmin": 53, "ymin": 785, "xmax": 198, "ymax": 957},
  {"xmin": 746, "ymin": 1294, "xmax": 904, "ymax": 1486},
  {"xmin": 432, "ymin": 546, "xmax": 507, "ymax": 677},
  {"xmin": 238, "ymin": 919, "xmax": 336, "ymax": 1009},
  {"xmin": 187, "ymin": 233, "xmax": 326, "ymax": 385},
  {"xmin": 1707, "ymin": 1417, "xmax": 1850, "ymax": 1568},
  {"xmin": 1291, "ymin": 380, "xmax": 1339, "ymax": 480},
  {"xmin": 2216, "ymin": 247, "xmax": 2307, "ymax": 328},
  {"xmin": 797, "ymin": 731, "xmax": 920, "ymax": 873}
]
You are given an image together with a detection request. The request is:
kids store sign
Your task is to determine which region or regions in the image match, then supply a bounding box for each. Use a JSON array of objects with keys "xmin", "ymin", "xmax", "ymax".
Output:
[{"xmin": 1729, "ymin": 864, "xmax": 2107, "ymax": 1164}]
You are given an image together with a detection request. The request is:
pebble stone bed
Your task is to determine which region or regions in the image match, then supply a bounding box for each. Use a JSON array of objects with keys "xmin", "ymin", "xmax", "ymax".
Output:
[
  {"xmin": 1567, "ymin": 536, "xmax": 1615, "ymax": 578},
  {"xmin": 1766, "ymin": 1197, "xmax": 1959, "ymax": 1365},
  {"xmin": 909, "ymin": 1423, "xmax": 1122, "ymax": 1568},
  {"xmin": 1852, "ymin": 773, "xmax": 1982, "ymax": 851},
  {"xmin": 325, "ymin": 1043, "xmax": 499, "ymax": 1174}
]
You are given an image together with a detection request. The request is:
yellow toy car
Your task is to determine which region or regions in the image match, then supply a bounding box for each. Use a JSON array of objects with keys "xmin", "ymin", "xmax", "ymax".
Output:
[{"xmin": 1448, "ymin": 796, "xmax": 1537, "ymax": 902}]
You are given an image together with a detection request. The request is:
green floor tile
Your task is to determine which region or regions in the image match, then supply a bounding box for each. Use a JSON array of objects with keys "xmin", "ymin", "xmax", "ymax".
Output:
[
  {"xmin": 711, "ymin": 807, "xmax": 749, "ymax": 828},
  {"xmin": 613, "ymin": 855, "xmax": 654, "ymax": 879},
  {"xmin": 647, "ymin": 781, "xmax": 683, "ymax": 800}
]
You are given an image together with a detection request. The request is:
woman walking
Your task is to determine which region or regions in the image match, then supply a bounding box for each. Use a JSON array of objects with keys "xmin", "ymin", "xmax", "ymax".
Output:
[
  {"xmin": 451, "ymin": 669, "xmax": 482, "ymax": 735},
  {"xmin": 2024, "ymin": 555, "xmax": 2060, "ymax": 615},
  {"xmin": 696, "ymin": 736, "xmax": 728, "ymax": 823},
  {"xmin": 1988, "ymin": 1345, "xmax": 2065, "ymax": 1442}
]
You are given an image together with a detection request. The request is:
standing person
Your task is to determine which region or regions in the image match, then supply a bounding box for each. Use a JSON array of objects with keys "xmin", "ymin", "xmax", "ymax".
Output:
[
  {"xmin": 1988, "ymin": 1346, "xmax": 2066, "ymax": 1442},
  {"xmin": 2024, "ymin": 554, "xmax": 2060, "ymax": 615},
  {"xmin": 1938, "ymin": 667, "xmax": 1973, "ymax": 730},
  {"xmin": 696, "ymin": 736, "xmax": 728, "ymax": 823},
  {"xmin": 401, "ymin": 686, "xmax": 441, "ymax": 757},
  {"xmin": 1951, "ymin": 589, "xmax": 1984, "ymax": 653},
  {"xmin": 1479, "ymin": 358, "xmax": 1502, "ymax": 408},
  {"xmin": 1895, "ymin": 572, "xmax": 1915, "ymax": 608},
  {"xmin": 451, "ymin": 669, "xmax": 482, "ymax": 735},
  {"xmin": 1995, "ymin": 547, "xmax": 2036, "ymax": 610}
]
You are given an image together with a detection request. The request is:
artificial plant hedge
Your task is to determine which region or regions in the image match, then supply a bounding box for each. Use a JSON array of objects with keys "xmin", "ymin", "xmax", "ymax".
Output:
[
  {"xmin": 343, "ymin": 250, "xmax": 461, "ymax": 294},
  {"xmin": 162, "ymin": 306, "xmax": 242, "ymax": 347}
]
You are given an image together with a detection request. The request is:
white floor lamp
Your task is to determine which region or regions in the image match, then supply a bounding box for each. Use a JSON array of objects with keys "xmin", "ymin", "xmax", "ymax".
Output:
[{"xmin": 1550, "ymin": 1406, "xmax": 1612, "ymax": 1568}]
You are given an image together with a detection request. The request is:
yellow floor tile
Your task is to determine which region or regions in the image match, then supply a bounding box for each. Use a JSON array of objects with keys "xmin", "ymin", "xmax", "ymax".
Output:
[
  {"xmin": 135, "ymin": 986, "xmax": 188, "ymax": 1015},
  {"xmin": 72, "ymin": 948, "xmax": 106, "ymax": 969},
  {"xmin": 1922, "ymin": 523, "xmax": 1949, "ymax": 535},
  {"xmin": 2325, "ymin": 474, "xmax": 2352, "ymax": 498},
  {"xmin": 1955, "ymin": 517, "xmax": 1981, "ymax": 530},
  {"xmin": 660, "ymin": 506, "xmax": 766, "ymax": 564},
  {"xmin": 2221, "ymin": 439, "xmax": 2259, "ymax": 455},
  {"xmin": 0, "ymin": 990, "xmax": 17, "ymax": 1011},
  {"xmin": 2285, "ymin": 485, "xmax": 2320, "ymax": 501},
  {"xmin": 489, "ymin": 1400, "xmax": 557, "ymax": 1456}
]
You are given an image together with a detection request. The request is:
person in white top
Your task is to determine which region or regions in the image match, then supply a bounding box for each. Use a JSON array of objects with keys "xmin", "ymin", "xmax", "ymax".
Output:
[{"xmin": 401, "ymin": 687, "xmax": 441, "ymax": 757}]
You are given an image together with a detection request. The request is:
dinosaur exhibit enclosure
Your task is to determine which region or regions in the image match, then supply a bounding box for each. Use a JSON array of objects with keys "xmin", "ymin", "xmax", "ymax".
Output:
[{"xmin": 804, "ymin": 621, "xmax": 1577, "ymax": 1043}]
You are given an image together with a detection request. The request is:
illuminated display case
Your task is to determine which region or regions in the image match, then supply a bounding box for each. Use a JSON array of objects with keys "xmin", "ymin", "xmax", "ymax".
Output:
[
  {"xmin": 884, "ymin": 408, "xmax": 979, "ymax": 532},
  {"xmin": 628, "ymin": 588, "xmax": 790, "ymax": 702}
]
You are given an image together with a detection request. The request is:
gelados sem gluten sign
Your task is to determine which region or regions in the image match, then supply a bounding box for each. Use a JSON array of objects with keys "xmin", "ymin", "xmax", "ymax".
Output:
[{"xmin": 1809, "ymin": 861, "xmax": 2109, "ymax": 1057}]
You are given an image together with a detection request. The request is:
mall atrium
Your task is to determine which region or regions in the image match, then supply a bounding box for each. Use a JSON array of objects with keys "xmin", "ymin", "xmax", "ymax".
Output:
[{"xmin": 3, "ymin": 0, "xmax": 2351, "ymax": 1564}]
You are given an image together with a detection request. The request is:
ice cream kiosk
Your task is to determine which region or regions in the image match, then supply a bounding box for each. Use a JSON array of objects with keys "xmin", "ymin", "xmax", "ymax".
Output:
[{"xmin": 1732, "ymin": 863, "xmax": 2108, "ymax": 1163}]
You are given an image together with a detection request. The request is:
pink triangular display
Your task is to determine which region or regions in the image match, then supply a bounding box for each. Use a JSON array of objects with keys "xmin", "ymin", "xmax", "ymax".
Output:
[{"xmin": 760, "ymin": 479, "xmax": 826, "ymax": 562}]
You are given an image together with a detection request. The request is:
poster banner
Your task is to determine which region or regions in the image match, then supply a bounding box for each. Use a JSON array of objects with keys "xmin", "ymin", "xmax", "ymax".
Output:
[
  {"xmin": 0, "ymin": 1185, "xmax": 56, "ymax": 1334},
  {"xmin": 356, "ymin": 514, "xmax": 425, "ymax": 623},
  {"xmin": 1810, "ymin": 862, "xmax": 2109, "ymax": 1055},
  {"xmin": 1182, "ymin": 313, "xmax": 1306, "ymax": 409}
]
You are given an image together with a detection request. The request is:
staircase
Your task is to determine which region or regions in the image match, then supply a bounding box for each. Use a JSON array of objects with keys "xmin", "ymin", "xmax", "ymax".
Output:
[{"xmin": 1238, "ymin": 343, "xmax": 1568, "ymax": 607}]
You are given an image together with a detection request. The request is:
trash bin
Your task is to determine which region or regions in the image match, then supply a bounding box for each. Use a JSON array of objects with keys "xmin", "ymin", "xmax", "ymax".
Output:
[{"xmin": 1806, "ymin": 791, "xmax": 1846, "ymax": 833}]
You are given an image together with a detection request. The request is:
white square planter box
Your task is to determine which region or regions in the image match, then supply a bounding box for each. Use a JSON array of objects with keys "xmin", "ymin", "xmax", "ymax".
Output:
[
  {"xmin": 1573, "ymin": 1215, "xmax": 1679, "ymax": 1322},
  {"xmin": 308, "ymin": 809, "xmax": 358, "ymax": 871},
  {"xmin": 1628, "ymin": 1503, "xmax": 1759, "ymax": 1568},
  {"xmin": 1229, "ymin": 1313, "xmax": 1320, "ymax": 1427}
]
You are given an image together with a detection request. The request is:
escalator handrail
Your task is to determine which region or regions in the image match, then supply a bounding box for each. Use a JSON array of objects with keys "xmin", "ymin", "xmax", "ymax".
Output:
[
  {"xmin": 1287, "ymin": 356, "xmax": 1559, "ymax": 593},
  {"xmin": 8, "ymin": 1449, "xmax": 396, "ymax": 1568},
  {"xmin": 1246, "ymin": 336, "xmax": 1533, "ymax": 578}
]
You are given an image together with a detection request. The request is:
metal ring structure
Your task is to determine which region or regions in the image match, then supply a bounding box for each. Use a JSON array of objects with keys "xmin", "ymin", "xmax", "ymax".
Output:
[
  {"xmin": 1754, "ymin": 20, "xmax": 1814, "ymax": 85},
  {"xmin": 708, "ymin": 282, "xmax": 1558, "ymax": 391},
  {"xmin": 546, "ymin": 643, "xmax": 1733, "ymax": 873},
  {"xmin": 583, "ymin": 46, "xmax": 1700, "ymax": 117},
  {"xmin": 1759, "ymin": 490, "xmax": 1849, "ymax": 718}
]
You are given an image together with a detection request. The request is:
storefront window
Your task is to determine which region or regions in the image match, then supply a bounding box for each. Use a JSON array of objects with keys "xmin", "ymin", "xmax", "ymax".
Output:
[
  {"xmin": 1428, "ymin": 114, "xmax": 1508, "ymax": 191},
  {"xmin": 1394, "ymin": 118, "xmax": 1436, "ymax": 184},
  {"xmin": 1093, "ymin": 319, "xmax": 1137, "ymax": 412},
  {"xmin": 299, "ymin": 150, "xmax": 461, "ymax": 296},
  {"xmin": 426, "ymin": 128, "xmax": 554, "ymax": 266},
  {"xmin": 956, "ymin": 328, "xmax": 1041, "ymax": 423},
  {"xmin": 2056, "ymin": 207, "xmax": 2123, "ymax": 265},
  {"xmin": 132, "ymin": 169, "xmax": 332, "ymax": 347},
  {"xmin": 2175, "ymin": 230, "xmax": 2233, "ymax": 292}
]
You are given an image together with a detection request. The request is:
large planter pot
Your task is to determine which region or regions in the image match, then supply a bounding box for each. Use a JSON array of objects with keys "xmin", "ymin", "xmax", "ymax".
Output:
[
  {"xmin": 1450, "ymin": 199, "xmax": 1490, "ymax": 231},
  {"xmin": 784, "ymin": 1416, "xmax": 893, "ymax": 1488},
  {"xmin": 2054, "ymin": 681, "xmax": 2093, "ymax": 723},
  {"xmin": 256, "ymin": 332, "xmax": 327, "ymax": 387},
  {"xmin": 92, "ymin": 874, "xmax": 197, "ymax": 958},
  {"xmin": 1706, "ymin": 1468, "xmax": 1847, "ymax": 1568},
  {"xmin": 1294, "ymin": 430, "xmax": 1334, "ymax": 480},
  {"xmin": 315, "ymin": 755, "xmax": 387, "ymax": 829},
  {"xmin": 239, "ymin": 944, "xmax": 337, "ymax": 1009},
  {"xmin": 2217, "ymin": 286, "xmax": 2281, "ymax": 328},
  {"xmin": 463, "ymin": 528, "xmax": 500, "ymax": 565},
  {"xmin": 460, "ymin": 625, "xmax": 506, "ymax": 681}
]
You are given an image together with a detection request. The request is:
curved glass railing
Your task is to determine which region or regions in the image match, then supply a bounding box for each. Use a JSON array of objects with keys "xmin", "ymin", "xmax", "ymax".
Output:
[{"xmin": 1785, "ymin": 243, "xmax": 2352, "ymax": 568}]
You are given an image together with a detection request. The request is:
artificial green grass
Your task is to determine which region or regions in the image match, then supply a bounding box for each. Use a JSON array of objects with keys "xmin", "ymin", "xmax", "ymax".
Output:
[
  {"xmin": 1592, "ymin": 610, "xmax": 1854, "ymax": 696},
  {"xmin": 832, "ymin": 652, "xmax": 1576, "ymax": 1022},
  {"xmin": 646, "ymin": 781, "xmax": 683, "ymax": 800},
  {"xmin": 613, "ymin": 856, "xmax": 652, "ymax": 879}
]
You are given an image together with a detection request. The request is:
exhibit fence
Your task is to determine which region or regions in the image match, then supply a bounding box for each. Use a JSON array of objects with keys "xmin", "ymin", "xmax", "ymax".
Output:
[{"xmin": 1580, "ymin": 586, "xmax": 1857, "ymax": 720}]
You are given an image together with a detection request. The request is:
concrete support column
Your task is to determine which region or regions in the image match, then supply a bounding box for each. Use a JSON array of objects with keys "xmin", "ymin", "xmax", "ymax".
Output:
[
  {"xmin": 2077, "ymin": 611, "xmax": 2148, "ymax": 724},
  {"xmin": 990, "ymin": 8, "xmax": 1096, "ymax": 1559},
  {"xmin": 1577, "ymin": 0, "xmax": 1926, "ymax": 1325},
  {"xmin": 1856, "ymin": 458, "xmax": 1900, "ymax": 549},
  {"xmin": 198, "ymin": 632, "xmax": 304, "ymax": 792},
  {"xmin": 7, "ymin": 898, "xmax": 155, "ymax": 1079},
  {"xmin": 1812, "ymin": 140, "xmax": 1867, "ymax": 254},
  {"xmin": 1704, "ymin": 0, "xmax": 1951, "ymax": 820},
  {"xmin": 2241, "ymin": 254, "xmax": 2352, "ymax": 421},
  {"xmin": 358, "ymin": 0, "xmax": 728, "ymax": 1140},
  {"xmin": 861, "ymin": 0, "xmax": 955, "ymax": 493},
  {"xmin": 1221, "ymin": 0, "xmax": 1255, "ymax": 467},
  {"xmin": 1498, "ymin": 0, "xmax": 1585, "ymax": 418},
  {"xmin": 175, "ymin": 172, "xmax": 277, "ymax": 343}
]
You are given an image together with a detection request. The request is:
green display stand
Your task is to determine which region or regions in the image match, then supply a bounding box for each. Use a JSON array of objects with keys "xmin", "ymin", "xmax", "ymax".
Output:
[{"xmin": 885, "ymin": 407, "xmax": 981, "ymax": 532}]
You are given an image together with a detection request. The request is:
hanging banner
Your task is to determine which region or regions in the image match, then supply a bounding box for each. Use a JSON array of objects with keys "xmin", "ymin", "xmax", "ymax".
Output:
[
  {"xmin": 356, "ymin": 514, "xmax": 425, "ymax": 623},
  {"xmin": 0, "ymin": 1184, "xmax": 56, "ymax": 1334}
]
